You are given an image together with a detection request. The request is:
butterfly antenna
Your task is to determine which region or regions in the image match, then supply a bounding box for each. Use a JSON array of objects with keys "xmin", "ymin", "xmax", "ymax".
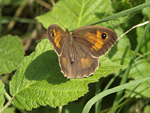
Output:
[
  {"xmin": 51, "ymin": 16, "xmax": 67, "ymax": 29},
  {"xmin": 68, "ymin": 13, "xmax": 80, "ymax": 29}
]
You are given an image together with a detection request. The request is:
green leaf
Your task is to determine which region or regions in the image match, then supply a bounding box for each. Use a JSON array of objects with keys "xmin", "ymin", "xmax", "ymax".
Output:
[
  {"xmin": 143, "ymin": 105, "xmax": 150, "ymax": 113},
  {"xmin": 9, "ymin": 39, "xmax": 122, "ymax": 110},
  {"xmin": 36, "ymin": 0, "xmax": 150, "ymax": 31},
  {"xmin": 1, "ymin": 0, "xmax": 12, "ymax": 5},
  {"xmin": 82, "ymin": 77, "xmax": 150, "ymax": 113},
  {"xmin": 108, "ymin": 27, "xmax": 133, "ymax": 66},
  {"xmin": 142, "ymin": 0, "xmax": 150, "ymax": 16},
  {"xmin": 113, "ymin": 0, "xmax": 132, "ymax": 12},
  {"xmin": 0, "ymin": 35, "xmax": 24, "ymax": 76},
  {"xmin": 0, "ymin": 80, "xmax": 5, "ymax": 109},
  {"xmin": 36, "ymin": 0, "xmax": 113, "ymax": 30},
  {"xmin": 137, "ymin": 20, "xmax": 150, "ymax": 58},
  {"xmin": 127, "ymin": 59, "xmax": 150, "ymax": 98},
  {"xmin": 2, "ymin": 107, "xmax": 16, "ymax": 113},
  {"xmin": 62, "ymin": 102, "xmax": 83, "ymax": 113}
]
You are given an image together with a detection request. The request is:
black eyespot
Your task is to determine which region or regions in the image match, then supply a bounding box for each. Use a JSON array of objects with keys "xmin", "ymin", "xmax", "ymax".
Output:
[
  {"xmin": 51, "ymin": 31, "xmax": 54, "ymax": 37},
  {"xmin": 102, "ymin": 33, "xmax": 107, "ymax": 39}
]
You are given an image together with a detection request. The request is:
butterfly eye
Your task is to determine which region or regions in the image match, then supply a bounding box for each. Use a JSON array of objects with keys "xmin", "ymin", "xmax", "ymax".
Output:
[
  {"xmin": 102, "ymin": 33, "xmax": 107, "ymax": 39},
  {"xmin": 51, "ymin": 30, "xmax": 54, "ymax": 37}
]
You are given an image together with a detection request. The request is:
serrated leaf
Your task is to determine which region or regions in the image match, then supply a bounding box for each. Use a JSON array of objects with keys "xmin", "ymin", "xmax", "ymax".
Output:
[
  {"xmin": 9, "ymin": 39, "xmax": 122, "ymax": 110},
  {"xmin": 36, "ymin": 0, "xmax": 113, "ymax": 30},
  {"xmin": 0, "ymin": 80, "xmax": 5, "ymax": 109},
  {"xmin": 0, "ymin": 35, "xmax": 24, "ymax": 76},
  {"xmin": 127, "ymin": 59, "xmax": 150, "ymax": 98}
]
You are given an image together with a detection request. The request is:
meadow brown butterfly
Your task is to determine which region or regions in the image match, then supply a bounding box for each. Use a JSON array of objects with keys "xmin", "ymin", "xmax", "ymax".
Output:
[{"xmin": 47, "ymin": 24, "xmax": 117, "ymax": 79}]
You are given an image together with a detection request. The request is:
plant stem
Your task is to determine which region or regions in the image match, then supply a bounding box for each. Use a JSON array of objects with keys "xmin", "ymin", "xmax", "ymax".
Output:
[
  {"xmin": 0, "ymin": 95, "xmax": 14, "ymax": 113},
  {"xmin": 58, "ymin": 106, "xmax": 62, "ymax": 113},
  {"xmin": 5, "ymin": 91, "xmax": 12, "ymax": 101}
]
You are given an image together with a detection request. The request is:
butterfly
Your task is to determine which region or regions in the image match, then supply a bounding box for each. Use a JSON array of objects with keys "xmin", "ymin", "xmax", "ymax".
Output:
[{"xmin": 47, "ymin": 24, "xmax": 117, "ymax": 79}]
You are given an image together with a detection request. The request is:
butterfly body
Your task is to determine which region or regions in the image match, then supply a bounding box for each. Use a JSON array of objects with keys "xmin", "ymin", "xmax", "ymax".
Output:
[{"xmin": 47, "ymin": 24, "xmax": 117, "ymax": 79}]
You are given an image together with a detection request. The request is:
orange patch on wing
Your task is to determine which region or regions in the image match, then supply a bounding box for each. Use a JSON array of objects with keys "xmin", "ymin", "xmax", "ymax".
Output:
[
  {"xmin": 91, "ymin": 45, "xmax": 98, "ymax": 51},
  {"xmin": 88, "ymin": 32, "xmax": 104, "ymax": 45},
  {"xmin": 84, "ymin": 58, "xmax": 91, "ymax": 67},
  {"xmin": 86, "ymin": 37, "xmax": 95, "ymax": 44},
  {"xmin": 81, "ymin": 58, "xmax": 91, "ymax": 69},
  {"xmin": 56, "ymin": 42, "xmax": 61, "ymax": 48},
  {"xmin": 97, "ymin": 38, "xmax": 104, "ymax": 45},
  {"xmin": 95, "ymin": 42, "xmax": 102, "ymax": 49},
  {"xmin": 85, "ymin": 32, "xmax": 92, "ymax": 37},
  {"xmin": 96, "ymin": 31, "xmax": 104, "ymax": 45},
  {"xmin": 88, "ymin": 35, "xmax": 97, "ymax": 42},
  {"xmin": 91, "ymin": 41, "xmax": 103, "ymax": 51},
  {"xmin": 90, "ymin": 47, "xmax": 94, "ymax": 51},
  {"xmin": 96, "ymin": 30, "xmax": 102, "ymax": 38},
  {"xmin": 86, "ymin": 31, "xmax": 104, "ymax": 51},
  {"xmin": 54, "ymin": 30, "xmax": 61, "ymax": 48},
  {"xmin": 62, "ymin": 57, "xmax": 66, "ymax": 68},
  {"xmin": 81, "ymin": 58, "xmax": 86, "ymax": 69}
]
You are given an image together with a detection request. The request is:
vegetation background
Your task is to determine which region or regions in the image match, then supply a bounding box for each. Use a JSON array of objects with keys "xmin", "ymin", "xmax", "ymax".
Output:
[{"xmin": 0, "ymin": 0, "xmax": 150, "ymax": 113}]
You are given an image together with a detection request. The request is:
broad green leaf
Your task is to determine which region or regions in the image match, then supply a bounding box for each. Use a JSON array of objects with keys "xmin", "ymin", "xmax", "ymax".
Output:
[
  {"xmin": 143, "ymin": 105, "xmax": 150, "ymax": 113},
  {"xmin": 0, "ymin": 35, "xmax": 24, "ymax": 76},
  {"xmin": 0, "ymin": 80, "xmax": 5, "ymax": 109},
  {"xmin": 36, "ymin": 0, "xmax": 114, "ymax": 30},
  {"xmin": 3, "ymin": 107, "xmax": 15, "ymax": 113},
  {"xmin": 36, "ymin": 0, "xmax": 150, "ymax": 31},
  {"xmin": 127, "ymin": 59, "xmax": 150, "ymax": 98},
  {"xmin": 10, "ymin": 39, "xmax": 122, "ymax": 110}
]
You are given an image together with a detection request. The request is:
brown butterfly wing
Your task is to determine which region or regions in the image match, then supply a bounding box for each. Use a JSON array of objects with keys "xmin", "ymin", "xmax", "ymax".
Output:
[
  {"xmin": 47, "ymin": 24, "xmax": 66, "ymax": 55},
  {"xmin": 59, "ymin": 41, "xmax": 99, "ymax": 79},
  {"xmin": 72, "ymin": 26, "xmax": 117, "ymax": 57}
]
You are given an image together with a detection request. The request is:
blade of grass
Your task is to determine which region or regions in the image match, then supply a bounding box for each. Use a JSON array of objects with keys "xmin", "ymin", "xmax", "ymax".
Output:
[
  {"xmin": 95, "ymin": 79, "xmax": 102, "ymax": 113},
  {"xmin": 7, "ymin": 0, "xmax": 28, "ymax": 31},
  {"xmin": 86, "ymin": 2, "xmax": 150, "ymax": 26},
  {"xmin": 95, "ymin": 74, "xmax": 118, "ymax": 113},
  {"xmin": 135, "ymin": 51, "xmax": 150, "ymax": 61},
  {"xmin": 82, "ymin": 77, "xmax": 150, "ymax": 113},
  {"xmin": 96, "ymin": 45, "xmax": 129, "ymax": 112},
  {"xmin": 111, "ymin": 21, "xmax": 150, "ymax": 112},
  {"xmin": 111, "ymin": 85, "xmax": 149, "ymax": 113},
  {"xmin": 1, "ymin": 16, "xmax": 36, "ymax": 24},
  {"xmin": 71, "ymin": 2, "xmax": 150, "ymax": 31}
]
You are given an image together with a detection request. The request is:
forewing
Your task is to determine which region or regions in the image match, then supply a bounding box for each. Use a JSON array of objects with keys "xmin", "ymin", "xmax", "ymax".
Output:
[
  {"xmin": 47, "ymin": 24, "xmax": 66, "ymax": 55},
  {"xmin": 72, "ymin": 26, "xmax": 117, "ymax": 57},
  {"xmin": 59, "ymin": 42, "xmax": 99, "ymax": 79}
]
